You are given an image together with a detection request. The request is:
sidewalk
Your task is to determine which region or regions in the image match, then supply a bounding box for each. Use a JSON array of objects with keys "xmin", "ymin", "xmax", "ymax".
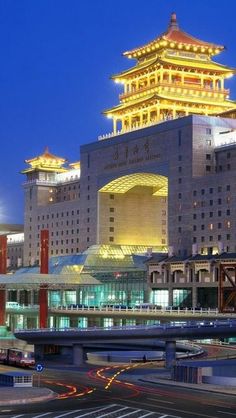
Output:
[
  {"xmin": 0, "ymin": 387, "xmax": 57, "ymax": 406},
  {"xmin": 139, "ymin": 373, "xmax": 236, "ymax": 396}
]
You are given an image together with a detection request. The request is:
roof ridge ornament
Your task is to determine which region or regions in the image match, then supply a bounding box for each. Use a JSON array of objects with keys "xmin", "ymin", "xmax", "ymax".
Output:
[{"xmin": 168, "ymin": 12, "xmax": 179, "ymax": 31}]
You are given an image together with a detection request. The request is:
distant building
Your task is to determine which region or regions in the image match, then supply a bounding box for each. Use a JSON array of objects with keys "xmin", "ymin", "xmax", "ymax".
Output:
[{"xmin": 0, "ymin": 224, "xmax": 24, "ymax": 270}]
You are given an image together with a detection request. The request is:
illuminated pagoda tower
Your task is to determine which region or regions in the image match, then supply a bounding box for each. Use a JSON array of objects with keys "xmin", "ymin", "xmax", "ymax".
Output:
[{"xmin": 104, "ymin": 13, "xmax": 236, "ymax": 134}]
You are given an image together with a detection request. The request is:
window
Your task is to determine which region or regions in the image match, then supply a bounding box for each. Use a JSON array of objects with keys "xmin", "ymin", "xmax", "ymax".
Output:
[
  {"xmin": 110, "ymin": 208, "xmax": 114, "ymax": 213},
  {"xmin": 218, "ymin": 235, "xmax": 221, "ymax": 241},
  {"xmin": 193, "ymin": 190, "xmax": 197, "ymax": 196},
  {"xmin": 206, "ymin": 154, "xmax": 211, "ymax": 160},
  {"xmin": 209, "ymin": 223, "xmax": 213, "ymax": 230},
  {"xmin": 193, "ymin": 225, "xmax": 197, "ymax": 231},
  {"xmin": 206, "ymin": 128, "xmax": 212, "ymax": 135},
  {"xmin": 218, "ymin": 186, "xmax": 222, "ymax": 192},
  {"xmin": 178, "ymin": 227, "xmax": 182, "ymax": 233},
  {"xmin": 226, "ymin": 185, "xmax": 230, "ymax": 191},
  {"xmin": 110, "ymin": 194, "xmax": 114, "ymax": 199},
  {"xmin": 201, "ymin": 237, "xmax": 205, "ymax": 242},
  {"xmin": 218, "ymin": 210, "xmax": 222, "ymax": 216},
  {"xmin": 178, "ymin": 166, "xmax": 182, "ymax": 173},
  {"xmin": 209, "ymin": 200, "xmax": 213, "ymax": 206},
  {"xmin": 178, "ymin": 155, "xmax": 182, "ymax": 161},
  {"xmin": 109, "ymin": 237, "xmax": 114, "ymax": 242},
  {"xmin": 201, "ymin": 189, "xmax": 205, "ymax": 195},
  {"xmin": 226, "ymin": 209, "xmax": 230, "ymax": 216},
  {"xmin": 209, "ymin": 212, "xmax": 213, "ymax": 218},
  {"xmin": 178, "ymin": 178, "xmax": 182, "ymax": 184},
  {"xmin": 201, "ymin": 225, "xmax": 205, "ymax": 230},
  {"xmin": 227, "ymin": 152, "xmax": 231, "ymax": 159},
  {"xmin": 178, "ymin": 216, "xmax": 182, "ymax": 221},
  {"xmin": 206, "ymin": 139, "xmax": 212, "ymax": 146},
  {"xmin": 109, "ymin": 227, "xmax": 114, "ymax": 232},
  {"xmin": 178, "ymin": 130, "xmax": 182, "ymax": 146},
  {"xmin": 227, "ymin": 234, "xmax": 231, "ymax": 240},
  {"xmin": 209, "ymin": 236, "xmax": 213, "ymax": 242},
  {"xmin": 218, "ymin": 223, "xmax": 222, "ymax": 229},
  {"xmin": 218, "ymin": 198, "xmax": 222, "ymax": 205},
  {"xmin": 227, "ymin": 221, "xmax": 231, "ymax": 229},
  {"xmin": 209, "ymin": 188, "xmax": 213, "ymax": 194},
  {"xmin": 206, "ymin": 165, "xmax": 211, "ymax": 172},
  {"xmin": 178, "ymin": 193, "xmax": 182, "ymax": 199},
  {"xmin": 109, "ymin": 217, "xmax": 114, "ymax": 222},
  {"xmin": 201, "ymin": 213, "xmax": 205, "ymax": 219}
]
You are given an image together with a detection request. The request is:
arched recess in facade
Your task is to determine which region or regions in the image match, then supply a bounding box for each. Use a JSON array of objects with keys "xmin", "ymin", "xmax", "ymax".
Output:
[{"xmin": 98, "ymin": 173, "xmax": 168, "ymax": 249}]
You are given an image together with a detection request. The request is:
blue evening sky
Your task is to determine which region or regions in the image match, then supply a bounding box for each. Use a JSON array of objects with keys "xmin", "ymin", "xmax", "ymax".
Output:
[{"xmin": 0, "ymin": 0, "xmax": 236, "ymax": 223}]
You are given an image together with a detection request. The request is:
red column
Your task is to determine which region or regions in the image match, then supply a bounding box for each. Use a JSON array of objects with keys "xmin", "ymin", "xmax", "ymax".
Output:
[
  {"xmin": 39, "ymin": 230, "xmax": 49, "ymax": 328},
  {"xmin": 0, "ymin": 287, "xmax": 6, "ymax": 326},
  {"xmin": 0, "ymin": 236, "xmax": 7, "ymax": 274}
]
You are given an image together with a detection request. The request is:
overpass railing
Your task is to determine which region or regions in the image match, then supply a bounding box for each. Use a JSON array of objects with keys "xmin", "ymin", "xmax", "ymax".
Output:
[
  {"xmin": 51, "ymin": 306, "xmax": 223, "ymax": 315},
  {"xmin": 15, "ymin": 319, "xmax": 236, "ymax": 334}
]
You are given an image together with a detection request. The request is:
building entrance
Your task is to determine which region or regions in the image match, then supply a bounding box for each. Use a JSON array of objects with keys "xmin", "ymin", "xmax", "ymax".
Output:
[{"xmin": 98, "ymin": 173, "xmax": 168, "ymax": 248}]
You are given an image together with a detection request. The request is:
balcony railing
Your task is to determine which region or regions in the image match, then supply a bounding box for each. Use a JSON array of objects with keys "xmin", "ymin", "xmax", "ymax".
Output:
[{"xmin": 119, "ymin": 81, "xmax": 229, "ymax": 101}]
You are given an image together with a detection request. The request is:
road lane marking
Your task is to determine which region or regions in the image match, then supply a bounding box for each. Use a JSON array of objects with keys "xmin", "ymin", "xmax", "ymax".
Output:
[
  {"xmin": 138, "ymin": 413, "xmax": 156, "ymax": 417},
  {"xmin": 9, "ymin": 415, "xmax": 24, "ymax": 418},
  {"xmin": 125, "ymin": 398, "xmax": 218, "ymax": 418},
  {"xmin": 146, "ymin": 397, "xmax": 174, "ymax": 404},
  {"xmin": 96, "ymin": 407, "xmax": 129, "ymax": 417},
  {"xmin": 118, "ymin": 410, "xmax": 141, "ymax": 417},
  {"xmin": 73, "ymin": 404, "xmax": 118, "ymax": 417},
  {"xmin": 54, "ymin": 410, "xmax": 82, "ymax": 418},
  {"xmin": 34, "ymin": 413, "xmax": 52, "ymax": 418},
  {"xmin": 217, "ymin": 412, "xmax": 236, "ymax": 416}
]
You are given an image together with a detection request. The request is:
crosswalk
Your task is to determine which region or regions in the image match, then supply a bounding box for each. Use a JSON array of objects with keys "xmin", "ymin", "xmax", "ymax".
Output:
[{"xmin": 0, "ymin": 404, "xmax": 181, "ymax": 418}]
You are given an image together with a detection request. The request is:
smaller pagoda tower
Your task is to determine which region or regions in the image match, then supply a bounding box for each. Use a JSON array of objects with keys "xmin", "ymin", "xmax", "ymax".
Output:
[{"xmin": 104, "ymin": 13, "xmax": 236, "ymax": 134}]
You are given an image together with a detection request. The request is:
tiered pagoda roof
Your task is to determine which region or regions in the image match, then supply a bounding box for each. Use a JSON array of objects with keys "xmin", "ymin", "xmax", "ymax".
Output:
[
  {"xmin": 21, "ymin": 147, "xmax": 68, "ymax": 174},
  {"xmin": 103, "ymin": 13, "xmax": 236, "ymax": 134}
]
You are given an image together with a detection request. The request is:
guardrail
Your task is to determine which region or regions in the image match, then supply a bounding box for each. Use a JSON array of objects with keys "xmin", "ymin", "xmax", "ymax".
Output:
[
  {"xmin": 51, "ymin": 306, "xmax": 222, "ymax": 315},
  {"xmin": 15, "ymin": 319, "xmax": 236, "ymax": 334}
]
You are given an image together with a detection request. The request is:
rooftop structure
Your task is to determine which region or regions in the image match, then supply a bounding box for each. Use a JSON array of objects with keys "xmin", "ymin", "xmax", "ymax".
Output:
[{"xmin": 104, "ymin": 13, "xmax": 236, "ymax": 135}]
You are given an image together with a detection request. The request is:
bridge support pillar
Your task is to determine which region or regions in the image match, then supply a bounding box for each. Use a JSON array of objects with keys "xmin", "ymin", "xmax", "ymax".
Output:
[
  {"xmin": 35, "ymin": 344, "xmax": 45, "ymax": 361},
  {"xmin": 73, "ymin": 344, "xmax": 84, "ymax": 366},
  {"xmin": 39, "ymin": 286, "xmax": 48, "ymax": 328},
  {"xmin": 192, "ymin": 286, "xmax": 197, "ymax": 308},
  {"xmin": 165, "ymin": 340, "xmax": 176, "ymax": 369}
]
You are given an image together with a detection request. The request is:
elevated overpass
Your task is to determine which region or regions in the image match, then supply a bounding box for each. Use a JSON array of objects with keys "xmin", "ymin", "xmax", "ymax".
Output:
[{"xmin": 15, "ymin": 319, "xmax": 236, "ymax": 367}]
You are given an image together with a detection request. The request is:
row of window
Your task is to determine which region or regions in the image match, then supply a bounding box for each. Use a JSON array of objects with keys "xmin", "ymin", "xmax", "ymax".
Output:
[
  {"xmin": 193, "ymin": 210, "xmax": 230, "ymax": 219},
  {"xmin": 193, "ymin": 185, "xmax": 231, "ymax": 196},
  {"xmin": 193, "ymin": 235, "xmax": 231, "ymax": 243},
  {"xmin": 193, "ymin": 221, "xmax": 231, "ymax": 231},
  {"xmin": 193, "ymin": 197, "xmax": 231, "ymax": 206},
  {"xmin": 36, "ymin": 210, "xmax": 79, "ymax": 221}
]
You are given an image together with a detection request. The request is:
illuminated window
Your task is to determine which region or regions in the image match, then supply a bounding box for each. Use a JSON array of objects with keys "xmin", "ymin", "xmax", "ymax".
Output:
[
  {"xmin": 209, "ymin": 223, "xmax": 213, "ymax": 230},
  {"xmin": 227, "ymin": 221, "xmax": 231, "ymax": 229}
]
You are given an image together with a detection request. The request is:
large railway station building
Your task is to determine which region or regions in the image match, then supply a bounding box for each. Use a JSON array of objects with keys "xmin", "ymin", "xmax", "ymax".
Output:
[{"xmin": 2, "ymin": 13, "xmax": 236, "ymax": 321}]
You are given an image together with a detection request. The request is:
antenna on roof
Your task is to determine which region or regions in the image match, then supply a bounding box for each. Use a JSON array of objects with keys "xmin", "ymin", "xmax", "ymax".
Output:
[{"xmin": 168, "ymin": 12, "xmax": 179, "ymax": 30}]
